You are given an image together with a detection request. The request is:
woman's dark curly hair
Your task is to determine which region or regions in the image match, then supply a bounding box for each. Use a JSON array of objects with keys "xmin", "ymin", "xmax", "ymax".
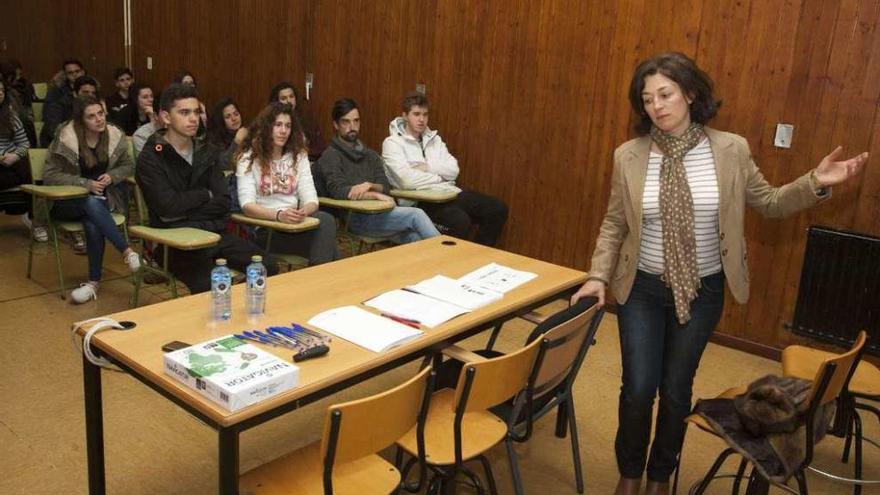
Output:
[
  {"xmin": 236, "ymin": 102, "xmax": 306, "ymax": 174},
  {"xmin": 628, "ymin": 52, "xmax": 722, "ymax": 134}
]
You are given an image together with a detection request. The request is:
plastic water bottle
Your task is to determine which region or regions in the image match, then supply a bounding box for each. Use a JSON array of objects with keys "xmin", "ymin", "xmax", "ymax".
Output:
[
  {"xmin": 245, "ymin": 255, "xmax": 267, "ymax": 317},
  {"xmin": 210, "ymin": 258, "xmax": 232, "ymax": 321}
]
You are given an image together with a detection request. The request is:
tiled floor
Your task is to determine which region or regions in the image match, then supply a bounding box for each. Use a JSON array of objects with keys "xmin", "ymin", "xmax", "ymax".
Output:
[{"xmin": 0, "ymin": 213, "xmax": 876, "ymax": 494}]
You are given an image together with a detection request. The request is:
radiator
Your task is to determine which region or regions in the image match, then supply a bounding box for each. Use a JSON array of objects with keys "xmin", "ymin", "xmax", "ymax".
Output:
[{"xmin": 788, "ymin": 226, "xmax": 880, "ymax": 356}]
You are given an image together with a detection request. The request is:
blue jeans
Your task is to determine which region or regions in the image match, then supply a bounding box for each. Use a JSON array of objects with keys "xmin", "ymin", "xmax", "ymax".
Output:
[
  {"xmin": 52, "ymin": 195, "xmax": 129, "ymax": 282},
  {"xmin": 349, "ymin": 206, "xmax": 440, "ymax": 244},
  {"xmin": 616, "ymin": 270, "xmax": 725, "ymax": 482}
]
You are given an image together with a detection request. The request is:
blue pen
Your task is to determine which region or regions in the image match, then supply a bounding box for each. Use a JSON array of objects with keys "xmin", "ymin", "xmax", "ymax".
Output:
[
  {"xmin": 253, "ymin": 330, "xmax": 297, "ymax": 349},
  {"xmin": 292, "ymin": 323, "xmax": 331, "ymax": 344},
  {"xmin": 268, "ymin": 328, "xmax": 308, "ymax": 351},
  {"xmin": 278, "ymin": 325, "xmax": 324, "ymax": 348},
  {"xmin": 247, "ymin": 330, "xmax": 290, "ymax": 348},
  {"xmin": 236, "ymin": 332, "xmax": 281, "ymax": 348}
]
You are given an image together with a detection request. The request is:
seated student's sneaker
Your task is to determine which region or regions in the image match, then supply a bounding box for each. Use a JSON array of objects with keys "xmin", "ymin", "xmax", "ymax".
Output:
[
  {"xmin": 71, "ymin": 282, "xmax": 98, "ymax": 304},
  {"xmin": 123, "ymin": 251, "xmax": 141, "ymax": 273},
  {"xmin": 72, "ymin": 233, "xmax": 86, "ymax": 254},
  {"xmin": 20, "ymin": 214, "xmax": 48, "ymax": 242}
]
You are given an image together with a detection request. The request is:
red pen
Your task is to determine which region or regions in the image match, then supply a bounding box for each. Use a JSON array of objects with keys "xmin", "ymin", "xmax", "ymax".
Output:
[{"xmin": 380, "ymin": 313, "xmax": 421, "ymax": 329}]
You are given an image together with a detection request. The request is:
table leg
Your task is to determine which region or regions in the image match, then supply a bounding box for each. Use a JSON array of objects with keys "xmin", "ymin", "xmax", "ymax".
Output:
[
  {"xmin": 219, "ymin": 427, "xmax": 239, "ymax": 495},
  {"xmin": 83, "ymin": 354, "xmax": 105, "ymax": 495}
]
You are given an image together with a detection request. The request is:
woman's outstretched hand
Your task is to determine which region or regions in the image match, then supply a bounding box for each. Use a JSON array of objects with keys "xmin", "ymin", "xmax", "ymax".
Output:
[{"xmin": 814, "ymin": 147, "xmax": 868, "ymax": 187}]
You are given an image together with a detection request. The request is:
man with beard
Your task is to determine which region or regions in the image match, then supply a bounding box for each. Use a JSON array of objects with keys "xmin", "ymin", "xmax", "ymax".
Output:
[{"xmin": 315, "ymin": 98, "xmax": 439, "ymax": 244}]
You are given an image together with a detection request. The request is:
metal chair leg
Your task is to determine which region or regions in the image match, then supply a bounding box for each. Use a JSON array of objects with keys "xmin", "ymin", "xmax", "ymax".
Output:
[
  {"xmin": 26, "ymin": 229, "xmax": 35, "ymax": 278},
  {"xmin": 793, "ymin": 470, "xmax": 808, "ymax": 495},
  {"xmin": 743, "ymin": 468, "xmax": 769, "ymax": 495},
  {"xmin": 50, "ymin": 225, "xmax": 66, "ymax": 299},
  {"xmin": 476, "ymin": 456, "xmax": 498, "ymax": 495},
  {"xmin": 555, "ymin": 400, "xmax": 569, "ymax": 438},
  {"xmin": 566, "ymin": 397, "xmax": 585, "ymax": 493},
  {"xmin": 731, "ymin": 457, "xmax": 747, "ymax": 494},
  {"xmin": 692, "ymin": 447, "xmax": 737, "ymax": 495},
  {"xmin": 854, "ymin": 411, "xmax": 863, "ymax": 495},
  {"xmin": 505, "ymin": 438, "xmax": 524, "ymax": 495},
  {"xmin": 484, "ymin": 322, "xmax": 503, "ymax": 352}
]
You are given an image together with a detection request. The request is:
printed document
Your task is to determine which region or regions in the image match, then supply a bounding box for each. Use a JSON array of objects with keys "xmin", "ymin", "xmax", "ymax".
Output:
[
  {"xmin": 457, "ymin": 262, "xmax": 537, "ymax": 294},
  {"xmin": 308, "ymin": 305, "xmax": 423, "ymax": 353}
]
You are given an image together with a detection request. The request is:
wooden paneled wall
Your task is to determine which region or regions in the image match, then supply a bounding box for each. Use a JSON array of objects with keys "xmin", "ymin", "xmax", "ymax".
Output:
[
  {"xmin": 2, "ymin": 0, "xmax": 124, "ymax": 94},
  {"xmin": 2, "ymin": 0, "xmax": 879, "ymax": 353}
]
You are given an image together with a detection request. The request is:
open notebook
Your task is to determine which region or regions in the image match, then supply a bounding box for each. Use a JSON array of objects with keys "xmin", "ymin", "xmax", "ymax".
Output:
[{"xmin": 307, "ymin": 306, "xmax": 423, "ymax": 353}]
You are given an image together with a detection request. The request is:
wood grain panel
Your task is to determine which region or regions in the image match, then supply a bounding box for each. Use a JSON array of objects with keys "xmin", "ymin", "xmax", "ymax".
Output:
[
  {"xmin": 1, "ymin": 0, "xmax": 125, "ymax": 95},
  {"xmin": 4, "ymin": 0, "xmax": 879, "ymax": 354}
]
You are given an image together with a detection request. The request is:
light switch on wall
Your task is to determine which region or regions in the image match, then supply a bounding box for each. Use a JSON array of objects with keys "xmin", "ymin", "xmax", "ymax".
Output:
[
  {"xmin": 146, "ymin": 57, "xmax": 153, "ymax": 70},
  {"xmin": 416, "ymin": 83, "xmax": 426, "ymax": 95},
  {"xmin": 774, "ymin": 123, "xmax": 794, "ymax": 148}
]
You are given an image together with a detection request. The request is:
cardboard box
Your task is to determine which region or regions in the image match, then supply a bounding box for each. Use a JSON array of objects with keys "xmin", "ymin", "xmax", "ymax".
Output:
[{"xmin": 164, "ymin": 335, "xmax": 299, "ymax": 412}]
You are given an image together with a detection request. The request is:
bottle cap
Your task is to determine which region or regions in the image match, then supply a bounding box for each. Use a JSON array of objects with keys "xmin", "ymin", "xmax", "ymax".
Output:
[
  {"xmin": 216, "ymin": 258, "xmax": 227, "ymax": 266},
  {"xmin": 251, "ymin": 255, "xmax": 263, "ymax": 262}
]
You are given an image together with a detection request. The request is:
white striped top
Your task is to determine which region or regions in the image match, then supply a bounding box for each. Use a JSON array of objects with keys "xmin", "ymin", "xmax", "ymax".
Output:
[{"xmin": 638, "ymin": 139, "xmax": 722, "ymax": 277}]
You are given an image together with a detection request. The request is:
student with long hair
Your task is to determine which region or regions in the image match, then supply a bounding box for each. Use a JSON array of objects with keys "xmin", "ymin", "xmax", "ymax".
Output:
[
  {"xmin": 268, "ymin": 81, "xmax": 326, "ymax": 161},
  {"xmin": 236, "ymin": 102, "xmax": 338, "ymax": 265},
  {"xmin": 0, "ymin": 79, "xmax": 30, "ymax": 191},
  {"xmin": 43, "ymin": 95, "xmax": 139, "ymax": 303},
  {"xmin": 116, "ymin": 83, "xmax": 154, "ymax": 136},
  {"xmin": 207, "ymin": 97, "xmax": 248, "ymax": 170}
]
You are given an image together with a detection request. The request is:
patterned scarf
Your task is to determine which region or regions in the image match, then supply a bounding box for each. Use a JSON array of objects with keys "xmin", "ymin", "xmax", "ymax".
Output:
[{"xmin": 650, "ymin": 122, "xmax": 705, "ymax": 324}]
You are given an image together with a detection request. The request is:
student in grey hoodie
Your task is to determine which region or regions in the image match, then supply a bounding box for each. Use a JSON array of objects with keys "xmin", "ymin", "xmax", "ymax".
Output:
[
  {"xmin": 315, "ymin": 98, "xmax": 439, "ymax": 244},
  {"xmin": 382, "ymin": 91, "xmax": 508, "ymax": 246}
]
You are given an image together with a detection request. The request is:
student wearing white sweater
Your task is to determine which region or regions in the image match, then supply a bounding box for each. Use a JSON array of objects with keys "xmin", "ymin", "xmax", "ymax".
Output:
[
  {"xmin": 236, "ymin": 103, "xmax": 338, "ymax": 265},
  {"xmin": 382, "ymin": 92, "xmax": 508, "ymax": 246}
]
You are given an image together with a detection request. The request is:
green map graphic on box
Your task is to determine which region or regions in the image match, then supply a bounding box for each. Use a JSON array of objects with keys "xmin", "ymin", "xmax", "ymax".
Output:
[{"xmin": 186, "ymin": 336, "xmax": 256, "ymax": 378}]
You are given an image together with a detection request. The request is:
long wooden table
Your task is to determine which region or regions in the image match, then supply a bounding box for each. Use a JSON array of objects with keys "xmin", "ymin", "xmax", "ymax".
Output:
[{"xmin": 77, "ymin": 236, "xmax": 586, "ymax": 494}]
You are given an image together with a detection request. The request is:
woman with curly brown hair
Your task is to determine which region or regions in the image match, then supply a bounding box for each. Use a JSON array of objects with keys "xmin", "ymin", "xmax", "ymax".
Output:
[
  {"xmin": 570, "ymin": 52, "xmax": 867, "ymax": 495},
  {"xmin": 235, "ymin": 102, "xmax": 338, "ymax": 265}
]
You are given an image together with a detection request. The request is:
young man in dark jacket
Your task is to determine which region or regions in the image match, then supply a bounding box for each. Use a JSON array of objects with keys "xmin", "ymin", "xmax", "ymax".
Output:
[
  {"xmin": 136, "ymin": 83, "xmax": 278, "ymax": 293},
  {"xmin": 314, "ymin": 98, "xmax": 439, "ymax": 244},
  {"xmin": 42, "ymin": 74, "xmax": 97, "ymax": 147}
]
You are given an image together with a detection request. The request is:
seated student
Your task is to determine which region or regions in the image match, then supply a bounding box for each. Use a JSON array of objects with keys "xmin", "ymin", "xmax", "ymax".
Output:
[
  {"xmin": 315, "ymin": 98, "xmax": 439, "ymax": 244},
  {"xmin": 136, "ymin": 83, "xmax": 278, "ymax": 294},
  {"xmin": 43, "ymin": 95, "xmax": 139, "ymax": 303},
  {"xmin": 43, "ymin": 75, "xmax": 99, "ymax": 147},
  {"xmin": 132, "ymin": 90, "xmax": 163, "ymax": 157},
  {"xmin": 106, "ymin": 67, "xmax": 133, "ymax": 129},
  {"xmin": 0, "ymin": 78, "xmax": 33, "ymax": 227},
  {"xmin": 207, "ymin": 97, "xmax": 248, "ymax": 171},
  {"xmin": 236, "ymin": 103, "xmax": 338, "ymax": 265},
  {"xmin": 268, "ymin": 81, "xmax": 326, "ymax": 161},
  {"xmin": 172, "ymin": 69, "xmax": 207, "ymax": 137},
  {"xmin": 0, "ymin": 58, "xmax": 37, "ymax": 147},
  {"xmin": 382, "ymin": 91, "xmax": 508, "ymax": 246},
  {"xmin": 43, "ymin": 59, "xmax": 84, "ymax": 111},
  {"xmin": 116, "ymin": 83, "xmax": 154, "ymax": 136}
]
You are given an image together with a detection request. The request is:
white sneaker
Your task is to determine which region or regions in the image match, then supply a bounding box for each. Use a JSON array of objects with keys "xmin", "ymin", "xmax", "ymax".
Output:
[
  {"xmin": 33, "ymin": 226, "xmax": 49, "ymax": 242},
  {"xmin": 124, "ymin": 251, "xmax": 141, "ymax": 273},
  {"xmin": 71, "ymin": 282, "xmax": 98, "ymax": 304},
  {"xmin": 73, "ymin": 233, "xmax": 86, "ymax": 254},
  {"xmin": 21, "ymin": 214, "xmax": 48, "ymax": 242}
]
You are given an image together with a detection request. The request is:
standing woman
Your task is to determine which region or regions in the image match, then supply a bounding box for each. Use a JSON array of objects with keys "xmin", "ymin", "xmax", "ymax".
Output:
[
  {"xmin": 43, "ymin": 95, "xmax": 140, "ymax": 303},
  {"xmin": 570, "ymin": 52, "xmax": 867, "ymax": 495},
  {"xmin": 207, "ymin": 97, "xmax": 248, "ymax": 171},
  {"xmin": 236, "ymin": 102, "xmax": 338, "ymax": 266}
]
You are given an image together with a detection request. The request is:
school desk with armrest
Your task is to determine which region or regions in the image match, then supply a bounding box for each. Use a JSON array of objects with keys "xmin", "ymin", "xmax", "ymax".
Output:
[
  {"xmin": 390, "ymin": 188, "xmax": 459, "ymax": 204},
  {"xmin": 230, "ymin": 213, "xmax": 319, "ymax": 272},
  {"xmin": 318, "ymin": 196, "xmax": 395, "ymax": 255}
]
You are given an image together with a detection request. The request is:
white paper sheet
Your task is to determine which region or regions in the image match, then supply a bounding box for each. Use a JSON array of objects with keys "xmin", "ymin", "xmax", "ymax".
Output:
[
  {"xmin": 457, "ymin": 263, "xmax": 537, "ymax": 294},
  {"xmin": 406, "ymin": 275, "xmax": 503, "ymax": 311},
  {"xmin": 364, "ymin": 289, "xmax": 471, "ymax": 328},
  {"xmin": 307, "ymin": 306, "xmax": 423, "ymax": 353}
]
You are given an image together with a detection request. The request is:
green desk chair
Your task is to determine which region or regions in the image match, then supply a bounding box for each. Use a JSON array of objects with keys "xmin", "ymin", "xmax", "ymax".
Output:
[
  {"xmin": 33, "ymin": 82, "xmax": 47, "ymax": 101},
  {"xmin": 318, "ymin": 196, "xmax": 396, "ymax": 255},
  {"xmin": 127, "ymin": 178, "xmax": 221, "ymax": 307},
  {"xmin": 21, "ymin": 148, "xmax": 129, "ymax": 299},
  {"xmin": 32, "ymin": 102, "xmax": 43, "ymax": 123},
  {"xmin": 33, "ymin": 122, "xmax": 44, "ymax": 145},
  {"xmin": 230, "ymin": 213, "xmax": 318, "ymax": 272}
]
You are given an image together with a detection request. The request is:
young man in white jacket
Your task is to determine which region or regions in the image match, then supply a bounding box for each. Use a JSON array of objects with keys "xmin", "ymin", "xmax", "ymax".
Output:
[{"xmin": 382, "ymin": 92, "xmax": 508, "ymax": 246}]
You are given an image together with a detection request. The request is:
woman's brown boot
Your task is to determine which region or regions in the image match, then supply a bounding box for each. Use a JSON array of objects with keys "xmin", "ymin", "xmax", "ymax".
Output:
[
  {"xmin": 644, "ymin": 480, "xmax": 669, "ymax": 495},
  {"xmin": 614, "ymin": 477, "xmax": 641, "ymax": 495}
]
